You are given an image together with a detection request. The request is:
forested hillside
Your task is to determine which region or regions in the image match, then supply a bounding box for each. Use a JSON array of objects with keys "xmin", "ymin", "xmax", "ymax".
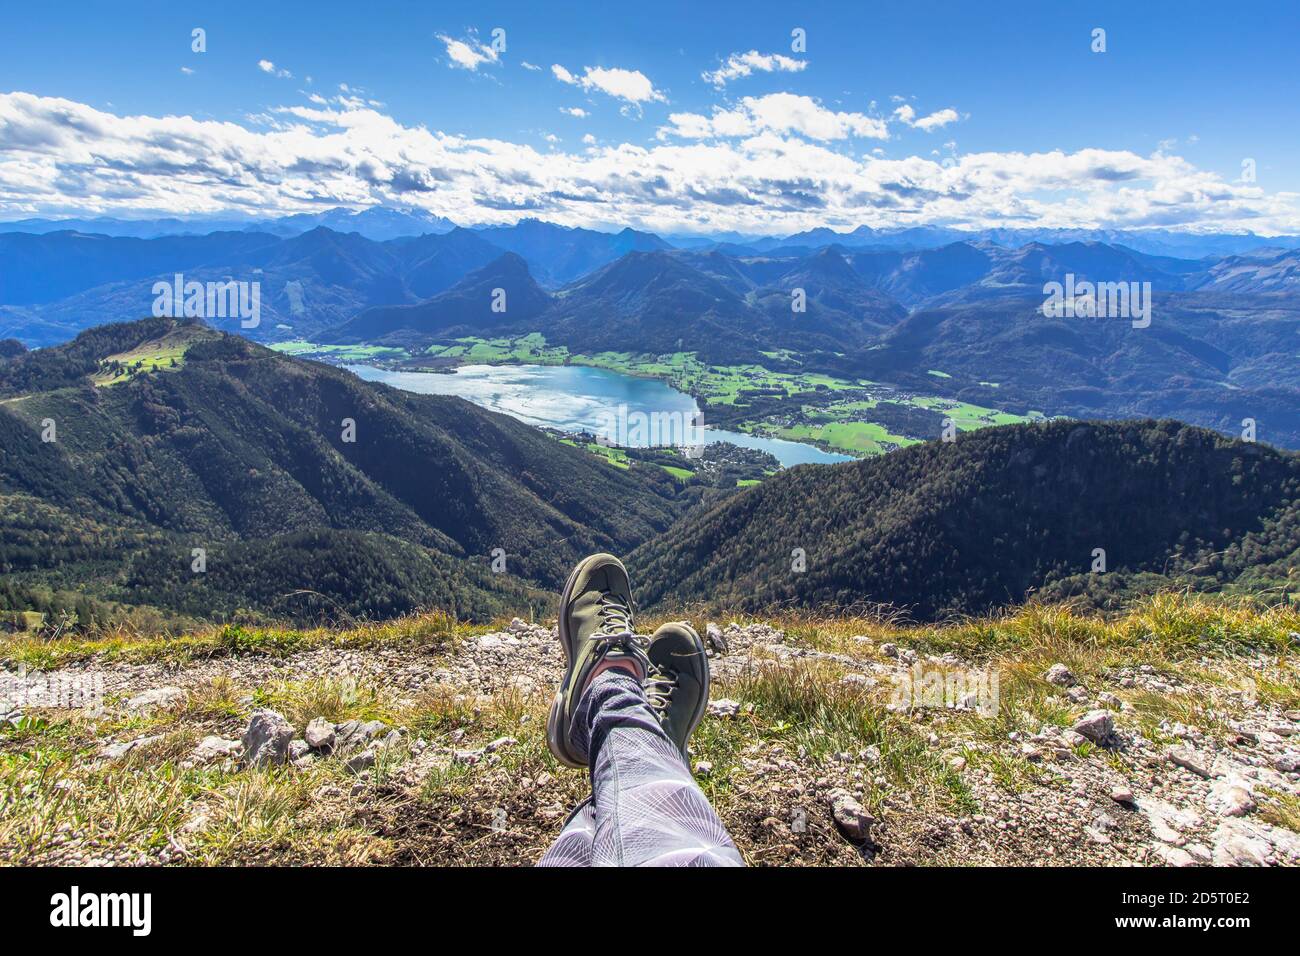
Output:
[
  {"xmin": 0, "ymin": 318, "xmax": 688, "ymax": 624},
  {"xmin": 630, "ymin": 419, "xmax": 1300, "ymax": 617}
]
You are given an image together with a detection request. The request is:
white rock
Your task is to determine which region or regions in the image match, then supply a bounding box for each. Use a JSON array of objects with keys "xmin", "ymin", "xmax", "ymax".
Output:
[
  {"xmin": 334, "ymin": 718, "xmax": 386, "ymax": 753},
  {"xmin": 242, "ymin": 708, "xmax": 294, "ymax": 767},
  {"xmin": 1149, "ymin": 816, "xmax": 1184, "ymax": 845},
  {"xmin": 125, "ymin": 687, "xmax": 186, "ymax": 711},
  {"xmin": 1185, "ymin": 843, "xmax": 1213, "ymax": 864},
  {"xmin": 1168, "ymin": 748, "xmax": 1214, "ymax": 779},
  {"xmin": 485, "ymin": 736, "xmax": 517, "ymax": 753},
  {"xmin": 345, "ymin": 748, "xmax": 376, "ymax": 773},
  {"xmin": 1110, "ymin": 786, "xmax": 1135, "ymax": 805},
  {"xmin": 1274, "ymin": 751, "xmax": 1300, "ymax": 773},
  {"xmin": 1044, "ymin": 663, "xmax": 1075, "ymax": 687},
  {"xmin": 1072, "ymin": 710, "xmax": 1114, "ymax": 744},
  {"xmin": 1212, "ymin": 832, "xmax": 1270, "ymax": 866},
  {"xmin": 474, "ymin": 634, "xmax": 509, "ymax": 653},
  {"xmin": 190, "ymin": 735, "xmax": 242, "ymax": 763},
  {"xmin": 694, "ymin": 760, "xmax": 714, "ymax": 776},
  {"xmin": 704, "ymin": 623, "xmax": 728, "ymax": 654},
  {"xmin": 826, "ymin": 788, "xmax": 872, "ymax": 840},
  {"xmin": 1209, "ymin": 780, "xmax": 1256, "ymax": 817},
  {"xmin": 1152, "ymin": 844, "xmax": 1197, "ymax": 867},
  {"xmin": 708, "ymin": 698, "xmax": 741, "ymax": 718},
  {"xmin": 304, "ymin": 717, "xmax": 336, "ymax": 751}
]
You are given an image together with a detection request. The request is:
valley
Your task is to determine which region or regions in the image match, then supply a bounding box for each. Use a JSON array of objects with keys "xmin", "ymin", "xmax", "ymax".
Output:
[{"xmin": 273, "ymin": 333, "xmax": 1040, "ymax": 460}]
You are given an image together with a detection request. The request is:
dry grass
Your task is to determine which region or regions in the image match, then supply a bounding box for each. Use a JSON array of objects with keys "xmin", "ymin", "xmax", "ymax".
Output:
[
  {"xmin": 1257, "ymin": 789, "xmax": 1300, "ymax": 833},
  {"xmin": 756, "ymin": 592, "xmax": 1298, "ymax": 662},
  {"xmin": 1, "ymin": 590, "xmax": 1296, "ymax": 865},
  {"xmin": 0, "ymin": 609, "xmax": 469, "ymax": 671}
]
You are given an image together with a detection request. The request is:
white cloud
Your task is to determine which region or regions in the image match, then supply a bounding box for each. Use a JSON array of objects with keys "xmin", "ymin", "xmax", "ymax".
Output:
[
  {"xmin": 560, "ymin": 107, "xmax": 588, "ymax": 118},
  {"xmin": 258, "ymin": 60, "xmax": 292, "ymax": 79},
  {"xmin": 0, "ymin": 90, "xmax": 1294, "ymax": 237},
  {"xmin": 552, "ymin": 63, "xmax": 665, "ymax": 104},
  {"xmin": 914, "ymin": 108, "xmax": 959, "ymax": 132},
  {"xmin": 702, "ymin": 50, "xmax": 807, "ymax": 87},
  {"xmin": 521, "ymin": 61, "xmax": 541, "ymax": 71},
  {"xmin": 894, "ymin": 103, "xmax": 961, "ymax": 132},
  {"xmin": 180, "ymin": 67, "xmax": 195, "ymax": 76},
  {"xmin": 663, "ymin": 93, "xmax": 889, "ymax": 142},
  {"xmin": 436, "ymin": 33, "xmax": 499, "ymax": 71}
]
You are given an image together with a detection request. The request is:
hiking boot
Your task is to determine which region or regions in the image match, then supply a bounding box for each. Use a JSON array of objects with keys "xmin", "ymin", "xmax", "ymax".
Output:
[
  {"xmin": 546, "ymin": 553, "xmax": 649, "ymax": 768},
  {"xmin": 644, "ymin": 622, "xmax": 710, "ymax": 761}
]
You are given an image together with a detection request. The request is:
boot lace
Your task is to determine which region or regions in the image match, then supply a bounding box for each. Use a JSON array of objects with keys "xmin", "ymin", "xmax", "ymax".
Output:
[
  {"xmin": 588, "ymin": 592, "xmax": 649, "ymax": 672},
  {"xmin": 644, "ymin": 668, "xmax": 678, "ymax": 715}
]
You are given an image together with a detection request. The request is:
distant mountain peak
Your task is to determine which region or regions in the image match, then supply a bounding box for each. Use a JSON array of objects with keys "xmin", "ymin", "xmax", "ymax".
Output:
[{"xmin": 455, "ymin": 250, "xmax": 535, "ymax": 286}]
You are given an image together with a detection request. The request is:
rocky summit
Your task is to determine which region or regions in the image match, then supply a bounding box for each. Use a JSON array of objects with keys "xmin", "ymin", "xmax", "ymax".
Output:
[{"xmin": 2, "ymin": 595, "xmax": 1297, "ymax": 867}]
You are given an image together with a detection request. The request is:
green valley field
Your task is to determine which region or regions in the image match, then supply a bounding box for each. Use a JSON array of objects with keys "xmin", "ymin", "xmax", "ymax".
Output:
[{"xmin": 273, "ymin": 334, "xmax": 1043, "ymax": 460}]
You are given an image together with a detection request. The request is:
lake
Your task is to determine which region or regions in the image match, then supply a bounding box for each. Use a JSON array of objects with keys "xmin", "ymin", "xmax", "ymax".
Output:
[{"xmin": 345, "ymin": 363, "xmax": 853, "ymax": 467}]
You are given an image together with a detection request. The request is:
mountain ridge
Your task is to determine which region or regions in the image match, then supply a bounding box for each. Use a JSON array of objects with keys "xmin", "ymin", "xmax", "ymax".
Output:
[
  {"xmin": 629, "ymin": 418, "xmax": 1300, "ymax": 618},
  {"xmin": 0, "ymin": 317, "xmax": 690, "ymax": 623}
]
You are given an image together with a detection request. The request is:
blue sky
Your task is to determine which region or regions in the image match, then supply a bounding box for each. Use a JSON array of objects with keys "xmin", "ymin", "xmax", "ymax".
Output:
[{"xmin": 2, "ymin": 0, "xmax": 1298, "ymax": 234}]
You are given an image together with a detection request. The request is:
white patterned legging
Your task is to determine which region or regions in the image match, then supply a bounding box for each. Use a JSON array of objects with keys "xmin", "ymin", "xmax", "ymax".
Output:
[{"xmin": 538, "ymin": 670, "xmax": 744, "ymax": 867}]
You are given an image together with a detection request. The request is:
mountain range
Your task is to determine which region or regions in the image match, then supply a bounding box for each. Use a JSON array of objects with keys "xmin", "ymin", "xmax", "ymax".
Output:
[
  {"xmin": 0, "ymin": 206, "xmax": 457, "ymax": 241},
  {"xmin": 2, "ymin": 218, "xmax": 1300, "ymax": 450},
  {"xmin": 8, "ymin": 207, "xmax": 1300, "ymax": 258}
]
